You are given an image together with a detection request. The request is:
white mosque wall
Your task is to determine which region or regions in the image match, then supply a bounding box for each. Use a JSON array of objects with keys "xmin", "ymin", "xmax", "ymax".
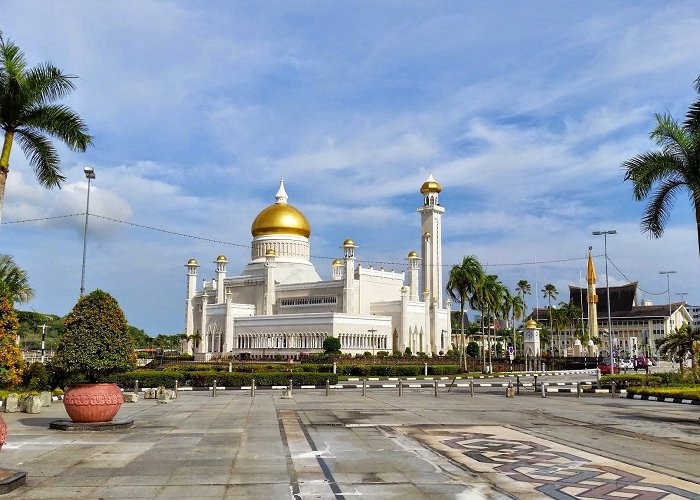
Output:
[{"xmin": 356, "ymin": 267, "xmax": 405, "ymax": 315}]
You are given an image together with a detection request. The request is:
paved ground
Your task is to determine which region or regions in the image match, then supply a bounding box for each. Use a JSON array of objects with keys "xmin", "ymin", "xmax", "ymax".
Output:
[{"xmin": 1, "ymin": 379, "xmax": 699, "ymax": 499}]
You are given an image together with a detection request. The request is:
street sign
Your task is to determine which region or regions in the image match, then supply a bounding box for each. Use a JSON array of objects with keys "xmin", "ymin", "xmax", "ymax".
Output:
[{"xmin": 508, "ymin": 346, "xmax": 514, "ymax": 355}]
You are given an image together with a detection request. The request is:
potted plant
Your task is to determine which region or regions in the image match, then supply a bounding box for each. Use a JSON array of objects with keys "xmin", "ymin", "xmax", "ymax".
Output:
[{"xmin": 51, "ymin": 290, "xmax": 136, "ymax": 423}]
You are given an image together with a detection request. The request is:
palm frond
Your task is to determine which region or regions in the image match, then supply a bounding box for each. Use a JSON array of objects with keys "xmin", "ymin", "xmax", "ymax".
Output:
[
  {"xmin": 0, "ymin": 32, "xmax": 27, "ymax": 80},
  {"xmin": 23, "ymin": 104, "xmax": 92, "ymax": 151},
  {"xmin": 24, "ymin": 63, "xmax": 77, "ymax": 105},
  {"xmin": 652, "ymin": 113, "xmax": 692, "ymax": 161},
  {"xmin": 15, "ymin": 128, "xmax": 65, "ymax": 188},
  {"xmin": 641, "ymin": 177, "xmax": 685, "ymax": 237},
  {"xmin": 0, "ymin": 254, "xmax": 34, "ymax": 302},
  {"xmin": 622, "ymin": 151, "xmax": 681, "ymax": 200}
]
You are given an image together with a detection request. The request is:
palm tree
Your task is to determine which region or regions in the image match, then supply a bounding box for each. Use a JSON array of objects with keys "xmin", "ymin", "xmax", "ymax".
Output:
[
  {"xmin": 557, "ymin": 302, "xmax": 582, "ymax": 355},
  {"xmin": 542, "ymin": 283, "xmax": 558, "ymax": 324},
  {"xmin": 0, "ymin": 31, "xmax": 92, "ymax": 222},
  {"xmin": 657, "ymin": 325, "xmax": 700, "ymax": 378},
  {"xmin": 622, "ymin": 76, "xmax": 700, "ymax": 256},
  {"xmin": 509, "ymin": 293, "xmax": 526, "ymax": 356},
  {"xmin": 0, "ymin": 254, "xmax": 33, "ymax": 302},
  {"xmin": 479, "ymin": 274, "xmax": 503, "ymax": 372},
  {"xmin": 447, "ymin": 256, "xmax": 484, "ymax": 371},
  {"xmin": 516, "ymin": 280, "xmax": 531, "ymax": 311}
]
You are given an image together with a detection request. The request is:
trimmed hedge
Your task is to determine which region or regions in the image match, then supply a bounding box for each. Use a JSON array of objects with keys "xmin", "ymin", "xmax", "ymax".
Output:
[
  {"xmin": 187, "ymin": 371, "xmax": 337, "ymax": 387},
  {"xmin": 110, "ymin": 370, "xmax": 185, "ymax": 388},
  {"xmin": 599, "ymin": 374, "xmax": 662, "ymax": 389},
  {"xmin": 627, "ymin": 386, "xmax": 700, "ymax": 400},
  {"xmin": 335, "ymin": 364, "xmax": 461, "ymax": 377}
]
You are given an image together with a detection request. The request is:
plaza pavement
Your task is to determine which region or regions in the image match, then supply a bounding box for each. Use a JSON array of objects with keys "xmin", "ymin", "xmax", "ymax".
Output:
[{"xmin": 1, "ymin": 378, "xmax": 699, "ymax": 499}]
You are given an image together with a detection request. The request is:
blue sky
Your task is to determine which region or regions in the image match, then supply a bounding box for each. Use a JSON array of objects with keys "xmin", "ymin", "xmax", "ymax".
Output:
[{"xmin": 3, "ymin": 1, "xmax": 700, "ymax": 334}]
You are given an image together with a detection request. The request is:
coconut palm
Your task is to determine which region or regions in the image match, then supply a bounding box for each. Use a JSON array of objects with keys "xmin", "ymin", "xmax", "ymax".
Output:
[
  {"xmin": 622, "ymin": 76, "xmax": 700, "ymax": 256},
  {"xmin": 447, "ymin": 256, "xmax": 484, "ymax": 370},
  {"xmin": 516, "ymin": 280, "xmax": 531, "ymax": 311},
  {"xmin": 508, "ymin": 293, "xmax": 526, "ymax": 356},
  {"xmin": 0, "ymin": 31, "xmax": 92, "ymax": 222},
  {"xmin": 656, "ymin": 325, "xmax": 700, "ymax": 378},
  {"xmin": 478, "ymin": 274, "xmax": 503, "ymax": 372},
  {"xmin": 557, "ymin": 301, "xmax": 582, "ymax": 355},
  {"xmin": 542, "ymin": 283, "xmax": 558, "ymax": 330},
  {"xmin": 0, "ymin": 254, "xmax": 33, "ymax": 303}
]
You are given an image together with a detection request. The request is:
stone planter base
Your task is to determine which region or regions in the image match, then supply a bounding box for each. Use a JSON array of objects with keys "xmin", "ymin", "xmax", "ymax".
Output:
[
  {"xmin": 50, "ymin": 418, "xmax": 134, "ymax": 432},
  {"xmin": 0, "ymin": 469, "xmax": 26, "ymax": 494}
]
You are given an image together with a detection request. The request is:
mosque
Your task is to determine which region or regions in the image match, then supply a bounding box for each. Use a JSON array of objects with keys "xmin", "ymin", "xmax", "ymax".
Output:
[{"xmin": 183, "ymin": 174, "xmax": 452, "ymax": 360}]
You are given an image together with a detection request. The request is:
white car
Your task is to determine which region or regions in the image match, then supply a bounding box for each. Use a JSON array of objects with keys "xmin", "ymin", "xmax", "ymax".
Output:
[{"xmin": 619, "ymin": 358, "xmax": 634, "ymax": 370}]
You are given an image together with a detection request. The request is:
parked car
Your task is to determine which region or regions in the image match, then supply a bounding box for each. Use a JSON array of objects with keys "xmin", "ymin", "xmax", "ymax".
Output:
[
  {"xmin": 635, "ymin": 356, "xmax": 648, "ymax": 369},
  {"xmin": 619, "ymin": 358, "xmax": 633, "ymax": 370},
  {"xmin": 598, "ymin": 363, "xmax": 620, "ymax": 375}
]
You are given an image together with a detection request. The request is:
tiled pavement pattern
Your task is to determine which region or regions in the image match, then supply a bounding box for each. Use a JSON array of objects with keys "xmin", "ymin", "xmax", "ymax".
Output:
[
  {"xmin": 403, "ymin": 426, "xmax": 700, "ymax": 499},
  {"xmin": 1, "ymin": 382, "xmax": 700, "ymax": 499}
]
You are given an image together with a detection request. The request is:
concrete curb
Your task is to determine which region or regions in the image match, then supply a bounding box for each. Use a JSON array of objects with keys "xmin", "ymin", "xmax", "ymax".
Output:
[{"xmin": 626, "ymin": 393, "xmax": 700, "ymax": 405}]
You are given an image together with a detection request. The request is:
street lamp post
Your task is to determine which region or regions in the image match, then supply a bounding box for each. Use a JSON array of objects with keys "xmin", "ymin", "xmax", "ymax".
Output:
[
  {"xmin": 593, "ymin": 230, "xmax": 616, "ymax": 371},
  {"xmin": 676, "ymin": 292, "xmax": 688, "ymax": 304},
  {"xmin": 659, "ymin": 271, "xmax": 677, "ymax": 340},
  {"xmin": 80, "ymin": 166, "xmax": 95, "ymax": 297}
]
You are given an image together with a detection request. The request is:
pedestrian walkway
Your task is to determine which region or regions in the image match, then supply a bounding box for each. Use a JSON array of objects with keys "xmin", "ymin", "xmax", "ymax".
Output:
[{"xmin": 1, "ymin": 387, "xmax": 699, "ymax": 499}]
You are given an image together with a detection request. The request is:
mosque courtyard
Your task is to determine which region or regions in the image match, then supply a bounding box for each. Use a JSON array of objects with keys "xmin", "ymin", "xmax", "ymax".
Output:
[{"xmin": 1, "ymin": 379, "xmax": 699, "ymax": 499}]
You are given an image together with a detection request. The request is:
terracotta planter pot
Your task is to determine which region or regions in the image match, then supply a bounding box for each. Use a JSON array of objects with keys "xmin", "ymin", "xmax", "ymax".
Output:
[
  {"xmin": 63, "ymin": 383, "xmax": 124, "ymax": 423},
  {"xmin": 0, "ymin": 414, "xmax": 6, "ymax": 451}
]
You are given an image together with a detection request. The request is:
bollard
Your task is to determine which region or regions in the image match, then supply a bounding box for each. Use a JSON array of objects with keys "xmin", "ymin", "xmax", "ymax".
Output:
[
  {"xmin": 434, "ymin": 379, "xmax": 439, "ymax": 398},
  {"xmin": 174, "ymin": 380, "xmax": 178, "ymax": 393},
  {"xmin": 596, "ymin": 368, "xmax": 601, "ymax": 386},
  {"xmin": 424, "ymin": 362, "xmax": 428, "ymax": 376},
  {"xmin": 333, "ymin": 361, "xmax": 337, "ymax": 374},
  {"xmin": 251, "ymin": 379, "xmax": 256, "ymax": 397},
  {"xmin": 134, "ymin": 379, "xmax": 139, "ymax": 394},
  {"xmin": 541, "ymin": 382, "xmax": 547, "ymax": 398},
  {"xmin": 325, "ymin": 379, "xmax": 330, "ymax": 397},
  {"xmin": 611, "ymin": 381, "xmax": 616, "ymax": 398},
  {"xmin": 213, "ymin": 379, "xmax": 217, "ymax": 397},
  {"xmin": 534, "ymin": 375, "xmax": 538, "ymax": 392},
  {"xmin": 516, "ymin": 376, "xmax": 520, "ymax": 395},
  {"xmin": 288, "ymin": 379, "xmax": 293, "ymax": 398},
  {"xmin": 469, "ymin": 379, "xmax": 475, "ymax": 397},
  {"xmin": 398, "ymin": 379, "xmax": 403, "ymax": 397},
  {"xmin": 576, "ymin": 381, "xmax": 581, "ymax": 398},
  {"xmin": 362, "ymin": 379, "xmax": 367, "ymax": 397},
  {"xmin": 228, "ymin": 362, "xmax": 232, "ymax": 373}
]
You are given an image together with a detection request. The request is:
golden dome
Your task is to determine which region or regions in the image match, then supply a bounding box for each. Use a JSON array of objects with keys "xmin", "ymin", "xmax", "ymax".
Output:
[
  {"xmin": 251, "ymin": 178, "xmax": 311, "ymax": 238},
  {"xmin": 343, "ymin": 239, "xmax": 356, "ymax": 247},
  {"xmin": 420, "ymin": 172, "xmax": 442, "ymax": 194},
  {"xmin": 265, "ymin": 249, "xmax": 276, "ymax": 256},
  {"xmin": 525, "ymin": 319, "xmax": 538, "ymax": 329},
  {"xmin": 186, "ymin": 258, "xmax": 198, "ymax": 266},
  {"xmin": 407, "ymin": 251, "xmax": 419, "ymax": 259},
  {"xmin": 332, "ymin": 258, "xmax": 342, "ymax": 266},
  {"xmin": 216, "ymin": 255, "xmax": 228, "ymax": 263}
]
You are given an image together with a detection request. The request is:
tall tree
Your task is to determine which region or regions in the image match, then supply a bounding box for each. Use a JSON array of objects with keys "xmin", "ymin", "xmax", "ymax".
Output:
[
  {"xmin": 0, "ymin": 283, "xmax": 25, "ymax": 387},
  {"xmin": 516, "ymin": 280, "xmax": 531, "ymax": 312},
  {"xmin": 0, "ymin": 31, "xmax": 92, "ymax": 222},
  {"xmin": 542, "ymin": 283, "xmax": 558, "ymax": 316},
  {"xmin": 0, "ymin": 254, "xmax": 34, "ymax": 303},
  {"xmin": 478, "ymin": 274, "xmax": 503, "ymax": 372},
  {"xmin": 656, "ymin": 324, "xmax": 700, "ymax": 378},
  {"xmin": 447, "ymin": 256, "xmax": 484, "ymax": 371},
  {"xmin": 623, "ymin": 74, "xmax": 700, "ymax": 256}
]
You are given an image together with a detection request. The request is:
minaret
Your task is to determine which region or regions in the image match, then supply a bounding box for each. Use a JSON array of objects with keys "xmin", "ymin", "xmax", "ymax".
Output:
[
  {"xmin": 587, "ymin": 247, "xmax": 599, "ymax": 341},
  {"xmin": 417, "ymin": 173, "xmax": 445, "ymax": 305},
  {"xmin": 331, "ymin": 259, "xmax": 343, "ymax": 281},
  {"xmin": 215, "ymin": 255, "xmax": 228, "ymax": 303},
  {"xmin": 407, "ymin": 251, "xmax": 420, "ymax": 301},
  {"xmin": 264, "ymin": 249, "xmax": 276, "ymax": 315},
  {"xmin": 342, "ymin": 239, "xmax": 357, "ymax": 314},
  {"xmin": 185, "ymin": 258, "xmax": 199, "ymax": 337}
]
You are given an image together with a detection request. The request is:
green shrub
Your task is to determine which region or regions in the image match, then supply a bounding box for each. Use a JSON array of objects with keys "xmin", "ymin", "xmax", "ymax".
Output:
[
  {"xmin": 187, "ymin": 371, "xmax": 337, "ymax": 387},
  {"xmin": 109, "ymin": 370, "xmax": 185, "ymax": 388},
  {"xmin": 377, "ymin": 351, "xmax": 389, "ymax": 358},
  {"xmin": 24, "ymin": 362, "xmax": 50, "ymax": 391},
  {"xmin": 51, "ymin": 290, "xmax": 136, "ymax": 384},
  {"xmin": 627, "ymin": 386, "xmax": 700, "ymax": 400},
  {"xmin": 52, "ymin": 387, "xmax": 64, "ymax": 396},
  {"xmin": 599, "ymin": 374, "xmax": 662, "ymax": 388},
  {"xmin": 429, "ymin": 365, "xmax": 460, "ymax": 376}
]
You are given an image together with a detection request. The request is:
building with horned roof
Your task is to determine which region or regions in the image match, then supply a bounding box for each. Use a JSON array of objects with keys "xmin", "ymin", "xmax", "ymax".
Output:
[{"xmin": 183, "ymin": 174, "xmax": 451, "ymax": 360}]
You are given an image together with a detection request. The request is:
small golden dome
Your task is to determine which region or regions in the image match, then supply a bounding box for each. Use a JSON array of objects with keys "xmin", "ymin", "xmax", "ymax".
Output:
[
  {"xmin": 332, "ymin": 258, "xmax": 342, "ymax": 266},
  {"xmin": 407, "ymin": 251, "xmax": 419, "ymax": 259},
  {"xmin": 216, "ymin": 255, "xmax": 228, "ymax": 262},
  {"xmin": 265, "ymin": 249, "xmax": 276, "ymax": 256},
  {"xmin": 525, "ymin": 319, "xmax": 538, "ymax": 329},
  {"xmin": 251, "ymin": 202, "xmax": 310, "ymax": 238},
  {"xmin": 343, "ymin": 239, "xmax": 356, "ymax": 247},
  {"xmin": 420, "ymin": 172, "xmax": 442, "ymax": 194},
  {"xmin": 186, "ymin": 258, "xmax": 198, "ymax": 266}
]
